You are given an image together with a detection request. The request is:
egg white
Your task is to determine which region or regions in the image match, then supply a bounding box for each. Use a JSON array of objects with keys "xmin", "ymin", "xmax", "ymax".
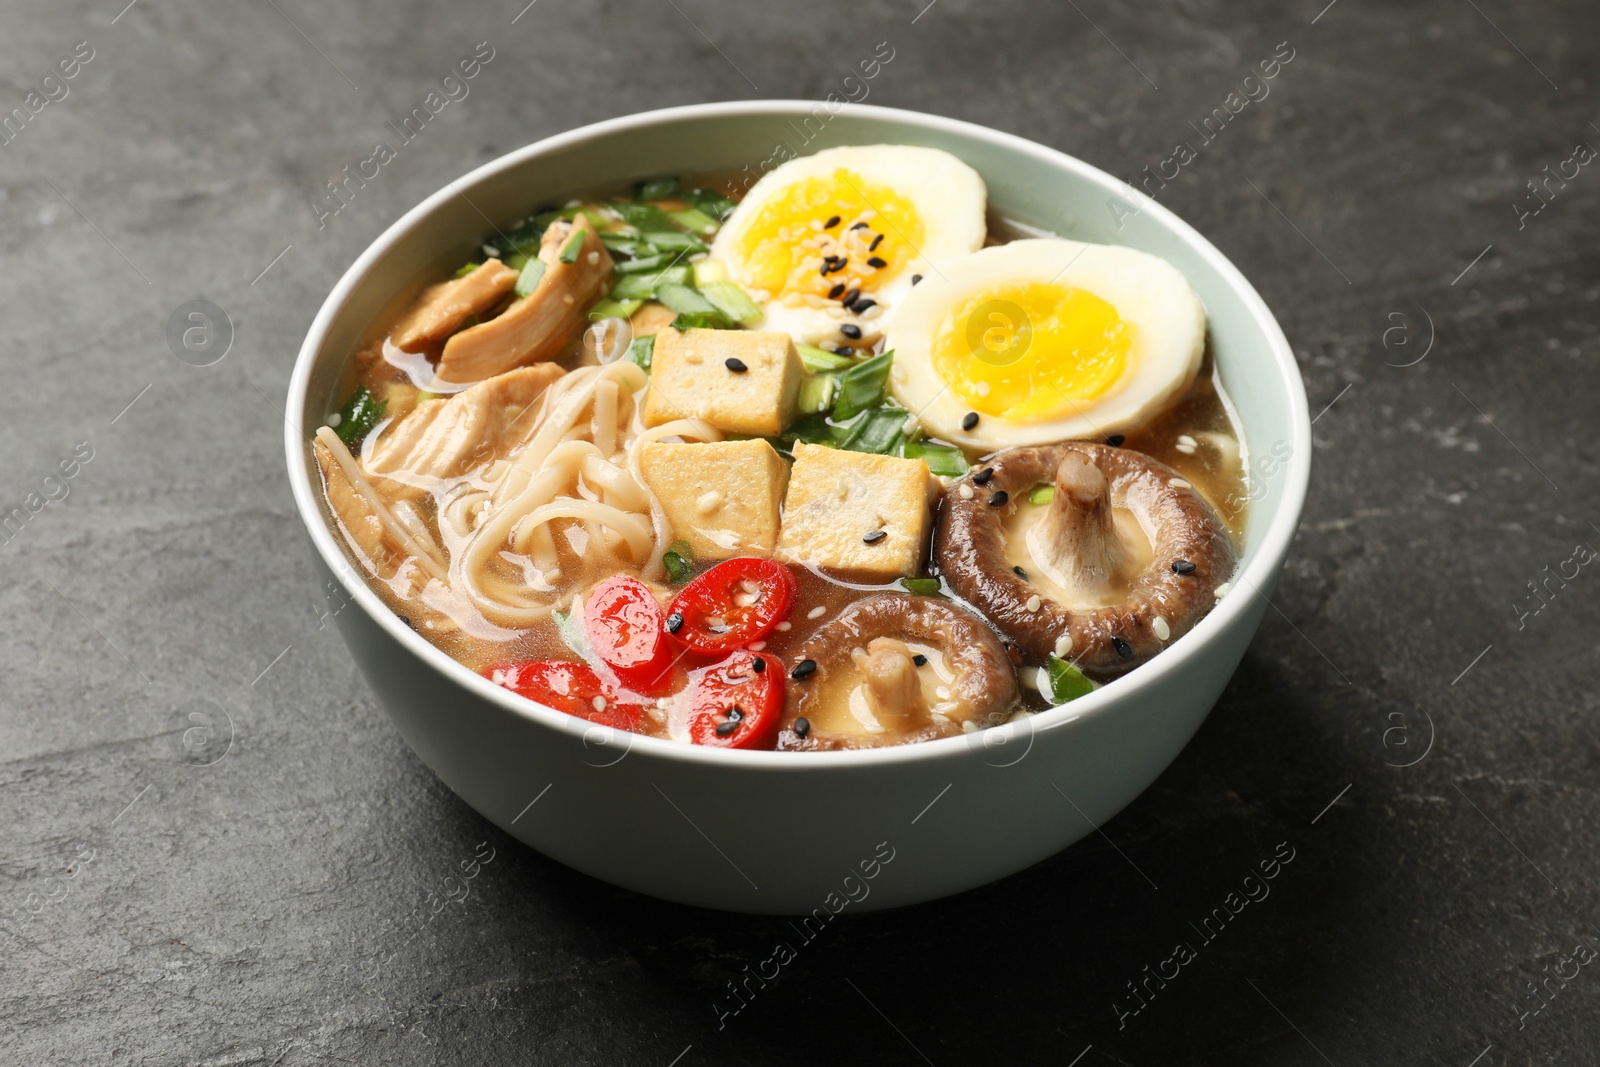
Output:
[
  {"xmin": 885, "ymin": 238, "xmax": 1206, "ymax": 450},
  {"xmin": 708, "ymin": 145, "xmax": 987, "ymax": 349}
]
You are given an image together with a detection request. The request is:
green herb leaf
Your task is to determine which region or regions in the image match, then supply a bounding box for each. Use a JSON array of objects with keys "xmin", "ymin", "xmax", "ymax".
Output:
[
  {"xmin": 662, "ymin": 540, "xmax": 693, "ymax": 583},
  {"xmin": 607, "ymin": 200, "xmax": 678, "ymax": 232},
  {"xmin": 626, "ymin": 334, "xmax": 656, "ymax": 371},
  {"xmin": 900, "ymin": 577, "xmax": 942, "ymax": 596},
  {"xmin": 334, "ymin": 386, "xmax": 385, "ymax": 447},
  {"xmin": 633, "ymin": 176, "xmax": 679, "ymax": 200},
  {"xmin": 514, "ymin": 258, "xmax": 547, "ymax": 299},
  {"xmin": 1046, "ymin": 655, "xmax": 1096, "ymax": 705},
  {"xmin": 454, "ymin": 262, "xmax": 480, "ymax": 278},
  {"xmin": 698, "ymin": 281, "xmax": 763, "ymax": 327},
  {"xmin": 832, "ymin": 351, "xmax": 893, "ymax": 421},
  {"xmin": 902, "ymin": 438, "xmax": 970, "ymax": 478},
  {"xmin": 1028, "ymin": 484, "xmax": 1056, "ymax": 506},
  {"xmin": 558, "ymin": 230, "xmax": 587, "ymax": 264},
  {"xmin": 684, "ymin": 189, "xmax": 738, "ymax": 221}
]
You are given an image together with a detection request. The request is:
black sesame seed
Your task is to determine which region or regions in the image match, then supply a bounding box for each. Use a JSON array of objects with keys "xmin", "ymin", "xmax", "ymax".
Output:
[
  {"xmin": 666, "ymin": 612, "xmax": 684, "ymax": 634},
  {"xmin": 829, "ymin": 258, "xmax": 849, "ymax": 274},
  {"xmin": 911, "ymin": 274, "xmax": 923, "ymax": 285},
  {"xmin": 841, "ymin": 323, "xmax": 862, "ymax": 340},
  {"xmin": 833, "ymin": 345, "xmax": 854, "ymax": 356},
  {"xmin": 828, "ymin": 282, "xmax": 846, "ymax": 300},
  {"xmin": 1112, "ymin": 636, "xmax": 1134, "ymax": 659},
  {"xmin": 725, "ymin": 357, "xmax": 748, "ymax": 373},
  {"xmin": 962, "ymin": 411, "xmax": 979, "ymax": 431},
  {"xmin": 869, "ymin": 233, "xmax": 885, "ymax": 251},
  {"xmin": 751, "ymin": 656, "xmax": 765, "ymax": 673},
  {"xmin": 851, "ymin": 298, "xmax": 876, "ymax": 313},
  {"xmin": 794, "ymin": 716, "xmax": 811, "ymax": 737},
  {"xmin": 912, "ymin": 653, "xmax": 928, "ymax": 667},
  {"xmin": 842, "ymin": 287, "xmax": 861, "ymax": 306},
  {"xmin": 824, "ymin": 215, "xmax": 841, "ymax": 228},
  {"xmin": 1013, "ymin": 565, "xmax": 1028, "ymax": 579},
  {"xmin": 867, "ymin": 256, "xmax": 888, "ymax": 269},
  {"xmin": 863, "ymin": 529, "xmax": 888, "ymax": 544},
  {"xmin": 851, "ymin": 221, "xmax": 869, "ymax": 230},
  {"xmin": 973, "ymin": 468, "xmax": 994, "ymax": 485},
  {"xmin": 1172, "ymin": 559, "xmax": 1197, "ymax": 575},
  {"xmin": 988, "ymin": 490, "xmax": 1009, "ymax": 507},
  {"xmin": 791, "ymin": 658, "xmax": 818, "ymax": 679},
  {"xmin": 1107, "ymin": 434, "xmax": 1125, "ymax": 447},
  {"xmin": 715, "ymin": 719, "xmax": 739, "ymax": 737}
]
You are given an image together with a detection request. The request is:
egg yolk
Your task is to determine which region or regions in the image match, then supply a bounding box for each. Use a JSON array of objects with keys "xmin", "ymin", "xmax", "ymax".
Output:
[
  {"xmin": 931, "ymin": 281, "xmax": 1132, "ymax": 422},
  {"xmin": 729, "ymin": 169, "xmax": 923, "ymax": 300}
]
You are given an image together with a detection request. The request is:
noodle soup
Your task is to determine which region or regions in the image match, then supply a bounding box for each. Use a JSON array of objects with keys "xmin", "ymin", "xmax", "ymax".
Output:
[{"xmin": 313, "ymin": 144, "xmax": 1246, "ymax": 752}]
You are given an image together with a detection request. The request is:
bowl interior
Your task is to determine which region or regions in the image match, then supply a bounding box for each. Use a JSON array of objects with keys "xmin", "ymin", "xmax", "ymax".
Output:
[{"xmin": 289, "ymin": 102, "xmax": 1308, "ymax": 759}]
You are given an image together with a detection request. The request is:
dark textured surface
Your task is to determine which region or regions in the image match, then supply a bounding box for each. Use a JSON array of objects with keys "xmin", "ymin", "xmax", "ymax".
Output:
[{"xmin": 2, "ymin": 1, "xmax": 1597, "ymax": 1064}]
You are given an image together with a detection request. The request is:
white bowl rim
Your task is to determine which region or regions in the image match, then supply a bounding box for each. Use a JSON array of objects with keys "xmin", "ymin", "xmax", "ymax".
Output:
[{"xmin": 285, "ymin": 99, "xmax": 1311, "ymax": 771}]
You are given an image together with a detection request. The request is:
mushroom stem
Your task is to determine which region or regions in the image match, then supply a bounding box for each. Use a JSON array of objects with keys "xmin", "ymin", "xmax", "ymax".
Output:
[
  {"xmin": 852, "ymin": 638, "xmax": 928, "ymax": 720},
  {"xmin": 1027, "ymin": 451, "xmax": 1128, "ymax": 599}
]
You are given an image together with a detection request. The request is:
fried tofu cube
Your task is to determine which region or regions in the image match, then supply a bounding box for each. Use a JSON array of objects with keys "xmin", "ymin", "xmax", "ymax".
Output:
[
  {"xmin": 777, "ymin": 443, "xmax": 938, "ymax": 579},
  {"xmin": 642, "ymin": 328, "xmax": 802, "ymax": 437},
  {"xmin": 638, "ymin": 439, "xmax": 789, "ymax": 559}
]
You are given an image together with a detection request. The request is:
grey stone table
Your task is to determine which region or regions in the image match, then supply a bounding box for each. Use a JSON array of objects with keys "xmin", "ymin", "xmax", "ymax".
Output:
[{"xmin": 2, "ymin": 1, "xmax": 1595, "ymax": 1063}]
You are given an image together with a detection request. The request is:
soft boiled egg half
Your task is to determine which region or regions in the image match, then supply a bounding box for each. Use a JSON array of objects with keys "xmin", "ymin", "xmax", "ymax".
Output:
[
  {"xmin": 885, "ymin": 238, "xmax": 1206, "ymax": 449},
  {"xmin": 707, "ymin": 145, "xmax": 986, "ymax": 351}
]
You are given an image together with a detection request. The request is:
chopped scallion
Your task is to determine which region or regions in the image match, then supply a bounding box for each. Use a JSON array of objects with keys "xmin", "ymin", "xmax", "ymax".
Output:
[
  {"xmin": 333, "ymin": 386, "xmax": 385, "ymax": 447},
  {"xmin": 698, "ymin": 281, "xmax": 763, "ymax": 327},
  {"xmin": 796, "ymin": 343, "xmax": 856, "ymax": 372},
  {"xmin": 453, "ymin": 262, "xmax": 480, "ymax": 278},
  {"xmin": 1046, "ymin": 655, "xmax": 1096, "ymax": 704},
  {"xmin": 1028, "ymin": 485, "xmax": 1056, "ymax": 506},
  {"xmin": 797, "ymin": 374, "xmax": 835, "ymax": 414},
  {"xmin": 558, "ymin": 230, "xmax": 587, "ymax": 264},
  {"xmin": 607, "ymin": 200, "xmax": 679, "ymax": 232},
  {"xmin": 641, "ymin": 230, "xmax": 707, "ymax": 253},
  {"xmin": 840, "ymin": 405, "xmax": 905, "ymax": 454},
  {"xmin": 900, "ymin": 577, "xmax": 943, "ymax": 596},
  {"xmin": 903, "ymin": 439, "xmax": 970, "ymax": 478},
  {"xmin": 626, "ymin": 334, "xmax": 656, "ymax": 371},
  {"xmin": 831, "ymin": 351, "xmax": 893, "ymax": 421},
  {"xmin": 587, "ymin": 298, "xmax": 641, "ymax": 321},
  {"xmin": 662, "ymin": 539, "xmax": 694, "ymax": 583},
  {"xmin": 633, "ymin": 176, "xmax": 679, "ymax": 201},
  {"xmin": 614, "ymin": 253, "xmax": 673, "ymax": 275},
  {"xmin": 514, "ymin": 258, "xmax": 547, "ymax": 299},
  {"xmin": 668, "ymin": 207, "xmax": 719, "ymax": 235},
  {"xmin": 655, "ymin": 283, "xmax": 719, "ymax": 316},
  {"xmin": 671, "ymin": 310, "xmax": 733, "ymax": 331}
]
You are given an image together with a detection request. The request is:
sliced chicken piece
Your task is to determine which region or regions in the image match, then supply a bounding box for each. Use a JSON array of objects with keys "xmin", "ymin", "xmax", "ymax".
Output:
[
  {"xmin": 315, "ymin": 439, "xmax": 413, "ymax": 581},
  {"xmin": 437, "ymin": 213, "xmax": 614, "ymax": 384},
  {"xmin": 390, "ymin": 259, "xmax": 520, "ymax": 352},
  {"xmin": 364, "ymin": 363, "xmax": 565, "ymax": 490}
]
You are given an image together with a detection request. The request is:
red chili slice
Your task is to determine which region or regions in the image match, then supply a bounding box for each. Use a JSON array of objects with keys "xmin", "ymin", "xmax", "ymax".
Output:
[
  {"xmin": 686, "ymin": 650, "xmax": 784, "ymax": 749},
  {"xmin": 484, "ymin": 660, "xmax": 646, "ymax": 732},
  {"xmin": 584, "ymin": 575, "xmax": 674, "ymax": 693},
  {"xmin": 668, "ymin": 557, "xmax": 796, "ymax": 654}
]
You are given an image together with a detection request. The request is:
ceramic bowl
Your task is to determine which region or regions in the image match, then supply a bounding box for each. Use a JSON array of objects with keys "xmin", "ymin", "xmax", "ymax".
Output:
[{"xmin": 285, "ymin": 101, "xmax": 1310, "ymax": 914}]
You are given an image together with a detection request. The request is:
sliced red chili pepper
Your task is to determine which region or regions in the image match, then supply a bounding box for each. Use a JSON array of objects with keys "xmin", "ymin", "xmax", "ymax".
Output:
[
  {"xmin": 686, "ymin": 650, "xmax": 784, "ymax": 749},
  {"xmin": 484, "ymin": 660, "xmax": 646, "ymax": 732},
  {"xmin": 584, "ymin": 575, "xmax": 674, "ymax": 693},
  {"xmin": 668, "ymin": 557, "xmax": 796, "ymax": 654}
]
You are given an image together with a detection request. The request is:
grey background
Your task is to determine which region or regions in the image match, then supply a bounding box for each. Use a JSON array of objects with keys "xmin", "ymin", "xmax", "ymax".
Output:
[{"xmin": 2, "ymin": 0, "xmax": 1596, "ymax": 1064}]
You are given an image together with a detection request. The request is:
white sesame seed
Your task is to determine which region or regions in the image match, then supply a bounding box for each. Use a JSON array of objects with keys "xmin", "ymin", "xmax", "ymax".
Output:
[
  {"xmin": 936, "ymin": 687, "xmax": 951, "ymax": 700},
  {"xmin": 1170, "ymin": 478, "xmax": 1192, "ymax": 489},
  {"xmin": 1026, "ymin": 595, "xmax": 1042, "ymax": 613},
  {"xmin": 750, "ymin": 641, "xmax": 766, "ymax": 651},
  {"xmin": 1177, "ymin": 434, "xmax": 1197, "ymax": 448},
  {"xmin": 326, "ymin": 412, "xmax": 342, "ymax": 427},
  {"xmin": 776, "ymin": 621, "xmax": 791, "ymax": 632},
  {"xmin": 959, "ymin": 484, "xmax": 975, "ymax": 500},
  {"xmin": 1175, "ymin": 443, "xmax": 1196, "ymax": 454},
  {"xmin": 1153, "ymin": 616, "xmax": 1171, "ymax": 641},
  {"xmin": 1054, "ymin": 633, "xmax": 1073, "ymax": 658},
  {"xmin": 808, "ymin": 605, "xmax": 826, "ymax": 619},
  {"xmin": 697, "ymin": 490, "xmax": 722, "ymax": 515},
  {"xmin": 587, "ymin": 250, "xmax": 600, "ymax": 266},
  {"xmin": 1214, "ymin": 582, "xmax": 1232, "ymax": 598},
  {"xmin": 961, "ymin": 719, "xmax": 978, "ymax": 734},
  {"xmin": 591, "ymin": 695, "xmax": 606, "ymax": 712}
]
